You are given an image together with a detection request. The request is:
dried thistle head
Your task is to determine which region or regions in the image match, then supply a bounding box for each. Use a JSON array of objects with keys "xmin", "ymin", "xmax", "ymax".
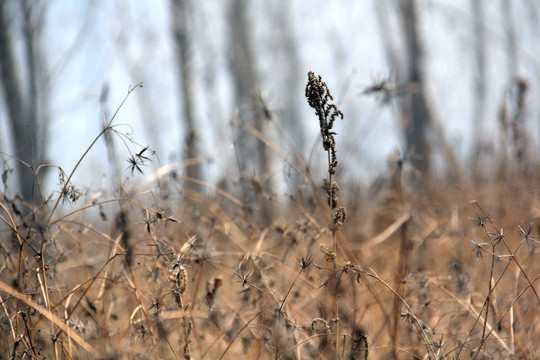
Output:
[
  {"xmin": 58, "ymin": 168, "xmax": 82, "ymax": 204},
  {"xmin": 331, "ymin": 206, "xmax": 347, "ymax": 231},
  {"xmin": 306, "ymin": 72, "xmax": 347, "ymax": 230},
  {"xmin": 311, "ymin": 317, "xmax": 331, "ymax": 334},
  {"xmin": 329, "ymin": 181, "xmax": 339, "ymax": 209},
  {"xmin": 127, "ymin": 146, "xmax": 153, "ymax": 175},
  {"xmin": 169, "ymin": 263, "xmax": 188, "ymax": 308},
  {"xmin": 305, "ymin": 71, "xmax": 343, "ymax": 171},
  {"xmin": 320, "ymin": 243, "xmax": 336, "ymax": 263},
  {"xmin": 297, "ymin": 254, "xmax": 313, "ymax": 270},
  {"xmin": 342, "ymin": 261, "xmax": 362, "ymax": 283}
]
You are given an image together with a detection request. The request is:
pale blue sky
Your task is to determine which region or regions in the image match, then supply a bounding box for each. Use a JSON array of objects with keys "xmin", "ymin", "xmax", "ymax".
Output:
[{"xmin": 2, "ymin": 0, "xmax": 540, "ymax": 198}]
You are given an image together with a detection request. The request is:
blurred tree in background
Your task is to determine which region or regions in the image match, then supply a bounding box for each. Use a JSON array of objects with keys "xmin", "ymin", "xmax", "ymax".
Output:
[
  {"xmin": 170, "ymin": 0, "xmax": 202, "ymax": 193},
  {"xmin": 0, "ymin": 0, "xmax": 49, "ymax": 210},
  {"xmin": 0, "ymin": 0, "xmax": 539, "ymax": 207}
]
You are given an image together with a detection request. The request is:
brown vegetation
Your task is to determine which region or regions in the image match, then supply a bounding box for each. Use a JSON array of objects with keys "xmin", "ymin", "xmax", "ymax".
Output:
[{"xmin": 1, "ymin": 73, "xmax": 539, "ymax": 360}]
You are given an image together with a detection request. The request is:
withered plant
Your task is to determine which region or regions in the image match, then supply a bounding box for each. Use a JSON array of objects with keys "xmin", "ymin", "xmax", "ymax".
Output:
[
  {"xmin": 0, "ymin": 72, "xmax": 539, "ymax": 360},
  {"xmin": 305, "ymin": 70, "xmax": 347, "ymax": 356}
]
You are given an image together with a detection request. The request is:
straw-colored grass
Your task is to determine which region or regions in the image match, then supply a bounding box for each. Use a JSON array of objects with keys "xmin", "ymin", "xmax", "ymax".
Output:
[{"xmin": 0, "ymin": 75, "xmax": 538, "ymax": 360}]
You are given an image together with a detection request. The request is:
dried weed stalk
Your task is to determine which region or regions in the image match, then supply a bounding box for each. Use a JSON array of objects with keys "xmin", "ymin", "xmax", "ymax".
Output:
[{"xmin": 305, "ymin": 71, "xmax": 347, "ymax": 357}]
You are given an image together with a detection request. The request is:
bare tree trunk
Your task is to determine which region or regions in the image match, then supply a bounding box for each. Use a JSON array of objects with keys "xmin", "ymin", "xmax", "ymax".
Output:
[
  {"xmin": 228, "ymin": 0, "xmax": 257, "ymax": 175},
  {"xmin": 273, "ymin": 3, "xmax": 304, "ymax": 153},
  {"xmin": 228, "ymin": 0, "xmax": 273, "ymax": 224},
  {"xmin": 376, "ymin": 0, "xmax": 459, "ymax": 182},
  {"xmin": 471, "ymin": 0, "xmax": 488, "ymax": 180},
  {"xmin": 0, "ymin": 1, "xmax": 46, "ymax": 209},
  {"xmin": 501, "ymin": 0, "xmax": 518, "ymax": 79},
  {"xmin": 171, "ymin": 0, "xmax": 202, "ymax": 193},
  {"xmin": 269, "ymin": 1, "xmax": 305, "ymax": 187},
  {"xmin": 396, "ymin": 0, "xmax": 431, "ymax": 176},
  {"xmin": 375, "ymin": 0, "xmax": 401, "ymax": 77}
]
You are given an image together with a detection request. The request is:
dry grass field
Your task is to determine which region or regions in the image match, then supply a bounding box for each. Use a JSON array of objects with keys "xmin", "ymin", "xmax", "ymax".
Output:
[{"xmin": 1, "ymin": 76, "xmax": 539, "ymax": 360}]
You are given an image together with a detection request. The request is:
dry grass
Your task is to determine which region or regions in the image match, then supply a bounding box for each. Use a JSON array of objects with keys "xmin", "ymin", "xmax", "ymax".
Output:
[{"xmin": 1, "ymin": 76, "xmax": 539, "ymax": 360}]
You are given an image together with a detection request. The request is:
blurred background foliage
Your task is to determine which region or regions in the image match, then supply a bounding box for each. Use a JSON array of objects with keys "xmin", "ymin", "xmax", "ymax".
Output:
[{"xmin": 1, "ymin": 0, "xmax": 539, "ymax": 206}]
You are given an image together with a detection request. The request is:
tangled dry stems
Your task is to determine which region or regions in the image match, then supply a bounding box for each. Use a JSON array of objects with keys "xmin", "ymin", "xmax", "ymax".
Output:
[{"xmin": 0, "ymin": 76, "xmax": 539, "ymax": 360}]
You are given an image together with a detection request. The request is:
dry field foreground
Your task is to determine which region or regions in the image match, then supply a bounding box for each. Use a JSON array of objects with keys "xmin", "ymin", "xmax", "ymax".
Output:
[{"xmin": 1, "ymin": 81, "xmax": 539, "ymax": 360}]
